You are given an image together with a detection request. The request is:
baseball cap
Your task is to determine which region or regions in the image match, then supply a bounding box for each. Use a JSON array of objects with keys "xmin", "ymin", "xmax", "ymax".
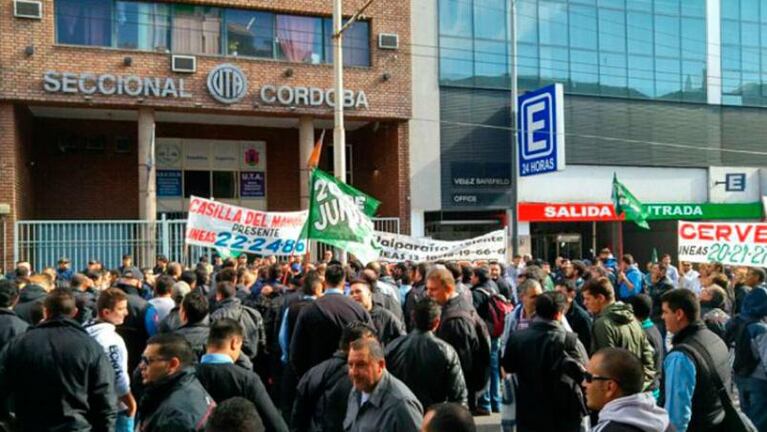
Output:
[{"xmin": 58, "ymin": 257, "xmax": 70, "ymax": 264}]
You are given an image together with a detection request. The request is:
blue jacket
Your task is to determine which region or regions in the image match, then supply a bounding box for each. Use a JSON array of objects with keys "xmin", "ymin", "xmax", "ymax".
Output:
[
  {"xmin": 741, "ymin": 287, "xmax": 767, "ymax": 380},
  {"xmin": 618, "ymin": 266, "xmax": 644, "ymax": 300}
]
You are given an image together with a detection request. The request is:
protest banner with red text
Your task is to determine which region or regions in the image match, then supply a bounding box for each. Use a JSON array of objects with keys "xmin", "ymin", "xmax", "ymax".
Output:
[
  {"xmin": 678, "ymin": 220, "xmax": 767, "ymax": 266},
  {"xmin": 186, "ymin": 196, "xmax": 308, "ymax": 255}
]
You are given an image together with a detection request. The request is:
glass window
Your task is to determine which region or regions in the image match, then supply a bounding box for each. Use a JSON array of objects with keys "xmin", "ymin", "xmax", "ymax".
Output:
[
  {"xmin": 722, "ymin": 19, "xmax": 740, "ymax": 45},
  {"xmin": 570, "ymin": 4, "xmax": 597, "ymax": 49},
  {"xmin": 324, "ymin": 20, "xmax": 371, "ymax": 67},
  {"xmin": 517, "ymin": 42, "xmax": 540, "ymax": 79},
  {"xmin": 475, "ymin": 40, "xmax": 509, "ymax": 87},
  {"xmin": 598, "ymin": 0, "xmax": 624, "ymax": 8},
  {"xmin": 681, "ymin": 17, "xmax": 706, "ymax": 59},
  {"xmin": 276, "ymin": 15, "xmax": 323, "ymax": 63},
  {"xmin": 655, "ymin": 0, "xmax": 680, "ymax": 15},
  {"xmin": 212, "ymin": 172, "xmax": 237, "ymax": 199},
  {"xmin": 681, "ymin": 0, "xmax": 705, "ymax": 17},
  {"xmin": 440, "ymin": 0, "xmax": 472, "ymax": 37},
  {"xmin": 184, "ymin": 171, "xmax": 211, "ymax": 198},
  {"xmin": 474, "ymin": 0, "xmax": 506, "ymax": 40},
  {"xmin": 628, "ymin": 55, "xmax": 655, "ymax": 97},
  {"xmin": 570, "ymin": 49, "xmax": 599, "ymax": 85},
  {"xmin": 655, "ymin": 15, "xmax": 680, "ymax": 57},
  {"xmin": 517, "ymin": 1, "xmax": 539, "ymax": 44},
  {"xmin": 655, "ymin": 57, "xmax": 681, "ymax": 98},
  {"xmin": 539, "ymin": 45, "xmax": 569, "ymax": 82},
  {"xmin": 171, "ymin": 5, "xmax": 221, "ymax": 54},
  {"xmin": 116, "ymin": 2, "xmax": 170, "ymax": 51},
  {"xmin": 682, "ymin": 59, "xmax": 706, "ymax": 91},
  {"xmin": 742, "ymin": 0, "xmax": 760, "ymax": 21},
  {"xmin": 722, "ymin": 47, "xmax": 742, "ymax": 70},
  {"xmin": 722, "ymin": 0, "xmax": 740, "ymax": 20},
  {"xmin": 599, "ymin": 51, "xmax": 627, "ymax": 93},
  {"xmin": 224, "ymin": 10, "xmax": 274, "ymax": 58},
  {"xmin": 742, "ymin": 46, "xmax": 760, "ymax": 71},
  {"xmin": 440, "ymin": 36, "xmax": 474, "ymax": 84},
  {"xmin": 627, "ymin": 0, "xmax": 652, "ymax": 11},
  {"xmin": 599, "ymin": 9, "xmax": 625, "ymax": 52},
  {"xmin": 627, "ymin": 11, "xmax": 653, "ymax": 55},
  {"xmin": 56, "ymin": 0, "xmax": 112, "ymax": 46},
  {"xmin": 539, "ymin": 1, "xmax": 568, "ymax": 46},
  {"xmin": 742, "ymin": 22, "xmax": 760, "ymax": 46},
  {"xmin": 722, "ymin": 70, "xmax": 742, "ymax": 94}
]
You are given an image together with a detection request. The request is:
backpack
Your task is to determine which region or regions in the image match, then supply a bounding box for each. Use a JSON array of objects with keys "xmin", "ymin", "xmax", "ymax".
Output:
[
  {"xmin": 476, "ymin": 288, "xmax": 513, "ymax": 338},
  {"xmin": 441, "ymin": 307, "xmax": 491, "ymax": 392},
  {"xmin": 726, "ymin": 316, "xmax": 761, "ymax": 377},
  {"xmin": 548, "ymin": 332, "xmax": 588, "ymax": 428}
]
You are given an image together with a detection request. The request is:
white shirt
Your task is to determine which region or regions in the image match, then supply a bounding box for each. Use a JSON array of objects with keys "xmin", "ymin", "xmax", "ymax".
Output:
[{"xmin": 678, "ymin": 269, "xmax": 701, "ymax": 294}]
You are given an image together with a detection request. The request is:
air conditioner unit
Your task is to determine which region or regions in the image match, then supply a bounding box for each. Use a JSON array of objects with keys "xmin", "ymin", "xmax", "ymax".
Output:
[
  {"xmin": 378, "ymin": 33, "xmax": 399, "ymax": 50},
  {"xmin": 14, "ymin": 0, "xmax": 42, "ymax": 19},
  {"xmin": 171, "ymin": 55, "xmax": 196, "ymax": 73}
]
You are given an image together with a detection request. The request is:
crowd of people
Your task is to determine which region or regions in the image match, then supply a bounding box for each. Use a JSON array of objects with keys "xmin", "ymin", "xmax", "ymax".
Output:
[{"xmin": 0, "ymin": 246, "xmax": 765, "ymax": 432}]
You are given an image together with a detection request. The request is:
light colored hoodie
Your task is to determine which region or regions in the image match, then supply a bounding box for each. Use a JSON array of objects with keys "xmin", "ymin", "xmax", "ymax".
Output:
[
  {"xmin": 85, "ymin": 321, "xmax": 131, "ymax": 400},
  {"xmin": 592, "ymin": 392, "xmax": 670, "ymax": 432}
]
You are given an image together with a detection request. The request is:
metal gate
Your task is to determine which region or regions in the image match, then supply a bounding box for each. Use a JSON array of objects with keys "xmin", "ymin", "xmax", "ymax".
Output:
[{"xmin": 15, "ymin": 217, "xmax": 401, "ymax": 271}]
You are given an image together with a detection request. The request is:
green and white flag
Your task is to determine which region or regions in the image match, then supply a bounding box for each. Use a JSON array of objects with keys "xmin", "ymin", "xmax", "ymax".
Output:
[
  {"xmin": 301, "ymin": 168, "xmax": 382, "ymax": 263},
  {"xmin": 612, "ymin": 173, "xmax": 650, "ymax": 230}
]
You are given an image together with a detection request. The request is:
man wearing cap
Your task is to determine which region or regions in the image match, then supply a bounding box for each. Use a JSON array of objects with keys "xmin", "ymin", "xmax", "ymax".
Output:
[
  {"xmin": 0, "ymin": 280, "xmax": 28, "ymax": 352},
  {"xmin": 153, "ymin": 255, "xmax": 169, "ymax": 277},
  {"xmin": 118, "ymin": 254, "xmax": 142, "ymax": 282},
  {"xmin": 56, "ymin": 257, "xmax": 74, "ymax": 285}
]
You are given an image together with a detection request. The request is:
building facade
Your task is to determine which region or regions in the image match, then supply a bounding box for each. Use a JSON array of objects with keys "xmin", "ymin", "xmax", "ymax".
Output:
[
  {"xmin": 0, "ymin": 0, "xmax": 412, "ymax": 269},
  {"xmin": 411, "ymin": 0, "xmax": 767, "ymax": 264}
]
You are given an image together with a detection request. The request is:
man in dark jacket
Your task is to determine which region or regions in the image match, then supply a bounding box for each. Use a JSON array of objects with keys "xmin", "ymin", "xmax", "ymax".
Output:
[
  {"xmin": 647, "ymin": 263, "xmax": 674, "ymax": 330},
  {"xmin": 427, "ymin": 267, "xmax": 490, "ymax": 415},
  {"xmin": 385, "ymin": 297, "xmax": 468, "ymax": 408},
  {"xmin": 404, "ymin": 263, "xmax": 430, "ymax": 332},
  {"xmin": 469, "ymin": 266, "xmax": 502, "ymax": 414},
  {"xmin": 196, "ymin": 319, "xmax": 288, "ymax": 432},
  {"xmin": 0, "ymin": 280, "xmax": 28, "ymax": 351},
  {"xmin": 361, "ymin": 269, "xmax": 404, "ymax": 323},
  {"xmin": 136, "ymin": 333, "xmax": 215, "ymax": 431},
  {"xmin": 289, "ymin": 264, "xmax": 372, "ymax": 377},
  {"xmin": 115, "ymin": 274, "xmax": 152, "ymax": 373},
  {"xmin": 489, "ymin": 261, "xmax": 512, "ymax": 300},
  {"xmin": 627, "ymin": 294, "xmax": 664, "ymax": 399},
  {"xmin": 585, "ymin": 348, "xmax": 671, "ymax": 432},
  {"xmin": 503, "ymin": 291, "xmax": 589, "ymax": 432},
  {"xmin": 291, "ymin": 322, "xmax": 376, "ymax": 432},
  {"xmin": 13, "ymin": 282, "xmax": 48, "ymax": 324},
  {"xmin": 556, "ymin": 279, "xmax": 593, "ymax": 353},
  {"xmin": 210, "ymin": 281, "xmax": 265, "ymax": 362},
  {"xmin": 660, "ymin": 289, "xmax": 731, "ymax": 432},
  {"xmin": 172, "ymin": 291, "xmax": 211, "ymax": 360},
  {"xmin": 0, "ymin": 289, "xmax": 117, "ymax": 431},
  {"xmin": 350, "ymin": 279, "xmax": 405, "ymax": 346}
]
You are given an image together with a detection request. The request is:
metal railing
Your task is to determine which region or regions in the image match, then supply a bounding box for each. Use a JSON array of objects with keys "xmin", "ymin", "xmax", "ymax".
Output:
[{"xmin": 15, "ymin": 216, "xmax": 400, "ymax": 271}]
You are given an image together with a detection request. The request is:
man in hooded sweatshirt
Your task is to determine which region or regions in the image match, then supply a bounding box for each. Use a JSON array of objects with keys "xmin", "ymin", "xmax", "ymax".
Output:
[
  {"xmin": 582, "ymin": 277, "xmax": 656, "ymax": 391},
  {"xmin": 85, "ymin": 288, "xmax": 137, "ymax": 432},
  {"xmin": 585, "ymin": 347, "xmax": 671, "ymax": 432}
]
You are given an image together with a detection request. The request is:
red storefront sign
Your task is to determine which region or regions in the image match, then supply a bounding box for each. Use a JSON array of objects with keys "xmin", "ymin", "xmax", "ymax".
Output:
[{"xmin": 518, "ymin": 203, "xmax": 625, "ymax": 222}]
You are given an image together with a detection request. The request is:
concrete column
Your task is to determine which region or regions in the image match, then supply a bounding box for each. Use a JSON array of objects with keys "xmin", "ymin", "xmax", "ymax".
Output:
[
  {"xmin": 137, "ymin": 108, "xmax": 156, "ymax": 268},
  {"xmin": 299, "ymin": 116, "xmax": 315, "ymax": 210}
]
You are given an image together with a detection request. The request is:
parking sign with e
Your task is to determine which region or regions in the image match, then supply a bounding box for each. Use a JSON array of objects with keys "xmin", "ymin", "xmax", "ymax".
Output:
[{"xmin": 517, "ymin": 83, "xmax": 565, "ymax": 176}]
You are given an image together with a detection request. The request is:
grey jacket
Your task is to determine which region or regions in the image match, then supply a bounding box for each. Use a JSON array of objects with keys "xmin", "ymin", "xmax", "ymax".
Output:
[{"xmin": 344, "ymin": 370, "xmax": 423, "ymax": 432}]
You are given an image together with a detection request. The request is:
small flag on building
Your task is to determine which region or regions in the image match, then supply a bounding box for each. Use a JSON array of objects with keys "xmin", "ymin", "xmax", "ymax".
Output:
[{"xmin": 612, "ymin": 173, "xmax": 650, "ymax": 230}]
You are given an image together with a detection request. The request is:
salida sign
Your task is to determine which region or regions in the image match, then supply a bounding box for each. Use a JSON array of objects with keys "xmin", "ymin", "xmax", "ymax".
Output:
[
  {"xmin": 518, "ymin": 203, "xmax": 623, "ymax": 222},
  {"xmin": 518, "ymin": 202, "xmax": 764, "ymax": 222}
]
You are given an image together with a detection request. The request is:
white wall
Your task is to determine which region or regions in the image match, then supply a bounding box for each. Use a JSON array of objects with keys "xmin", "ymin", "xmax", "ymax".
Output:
[
  {"xmin": 409, "ymin": 0, "xmax": 442, "ymax": 233},
  {"xmin": 518, "ymin": 165, "xmax": 709, "ymax": 203}
]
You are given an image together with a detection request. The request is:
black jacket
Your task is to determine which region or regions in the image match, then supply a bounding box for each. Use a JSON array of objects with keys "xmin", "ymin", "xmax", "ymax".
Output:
[
  {"xmin": 210, "ymin": 297, "xmax": 265, "ymax": 360},
  {"xmin": 196, "ymin": 362, "xmax": 288, "ymax": 432},
  {"xmin": 0, "ymin": 316, "xmax": 116, "ymax": 431},
  {"xmin": 291, "ymin": 351, "xmax": 351, "ymax": 432},
  {"xmin": 158, "ymin": 307, "xmax": 183, "ymax": 333},
  {"xmin": 13, "ymin": 284, "xmax": 47, "ymax": 325},
  {"xmin": 369, "ymin": 305, "xmax": 406, "ymax": 346},
  {"xmin": 372, "ymin": 290, "xmax": 404, "ymax": 323},
  {"xmin": 403, "ymin": 282, "xmax": 426, "ymax": 332},
  {"xmin": 173, "ymin": 319, "xmax": 210, "ymax": 360},
  {"xmin": 471, "ymin": 281, "xmax": 498, "ymax": 332},
  {"xmin": 648, "ymin": 278, "xmax": 674, "ymax": 322},
  {"xmin": 502, "ymin": 319, "xmax": 589, "ymax": 432},
  {"xmin": 493, "ymin": 277, "xmax": 512, "ymax": 300},
  {"xmin": 116, "ymin": 290, "xmax": 150, "ymax": 374},
  {"xmin": 0, "ymin": 309, "xmax": 28, "ymax": 352},
  {"xmin": 289, "ymin": 293, "xmax": 371, "ymax": 377},
  {"xmin": 436, "ymin": 294, "xmax": 489, "ymax": 394},
  {"xmin": 385, "ymin": 329, "xmax": 468, "ymax": 408},
  {"xmin": 566, "ymin": 302, "xmax": 592, "ymax": 353},
  {"xmin": 137, "ymin": 368, "xmax": 215, "ymax": 432}
]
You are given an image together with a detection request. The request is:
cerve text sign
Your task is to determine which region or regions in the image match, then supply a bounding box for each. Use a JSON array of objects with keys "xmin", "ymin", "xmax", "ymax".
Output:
[{"xmin": 517, "ymin": 83, "xmax": 566, "ymax": 176}]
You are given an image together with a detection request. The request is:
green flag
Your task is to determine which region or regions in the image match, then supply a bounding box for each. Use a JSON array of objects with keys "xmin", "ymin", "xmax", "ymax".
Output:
[
  {"xmin": 301, "ymin": 169, "xmax": 382, "ymax": 263},
  {"xmin": 612, "ymin": 173, "xmax": 650, "ymax": 230}
]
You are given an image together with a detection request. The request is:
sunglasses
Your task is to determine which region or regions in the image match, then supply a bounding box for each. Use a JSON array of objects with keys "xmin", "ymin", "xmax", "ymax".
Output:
[
  {"xmin": 583, "ymin": 371, "xmax": 618, "ymax": 385},
  {"xmin": 140, "ymin": 355, "xmax": 168, "ymax": 366}
]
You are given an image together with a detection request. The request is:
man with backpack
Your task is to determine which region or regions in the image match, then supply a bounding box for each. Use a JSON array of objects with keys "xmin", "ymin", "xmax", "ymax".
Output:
[
  {"xmin": 727, "ymin": 285, "xmax": 767, "ymax": 431},
  {"xmin": 502, "ymin": 291, "xmax": 589, "ymax": 432},
  {"xmin": 210, "ymin": 280, "xmax": 265, "ymax": 363},
  {"xmin": 426, "ymin": 266, "xmax": 491, "ymax": 416},
  {"xmin": 470, "ymin": 266, "xmax": 512, "ymax": 414}
]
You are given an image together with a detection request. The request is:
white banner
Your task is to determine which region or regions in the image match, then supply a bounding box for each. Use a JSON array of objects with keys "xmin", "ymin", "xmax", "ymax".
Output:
[
  {"xmin": 186, "ymin": 196, "xmax": 308, "ymax": 256},
  {"xmin": 375, "ymin": 230, "xmax": 507, "ymax": 263},
  {"xmin": 678, "ymin": 220, "xmax": 767, "ymax": 267}
]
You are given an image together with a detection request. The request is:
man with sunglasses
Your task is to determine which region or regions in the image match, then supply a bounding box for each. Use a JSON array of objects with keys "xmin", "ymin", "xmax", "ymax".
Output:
[
  {"xmin": 585, "ymin": 347, "xmax": 671, "ymax": 432},
  {"xmin": 136, "ymin": 333, "xmax": 215, "ymax": 431}
]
